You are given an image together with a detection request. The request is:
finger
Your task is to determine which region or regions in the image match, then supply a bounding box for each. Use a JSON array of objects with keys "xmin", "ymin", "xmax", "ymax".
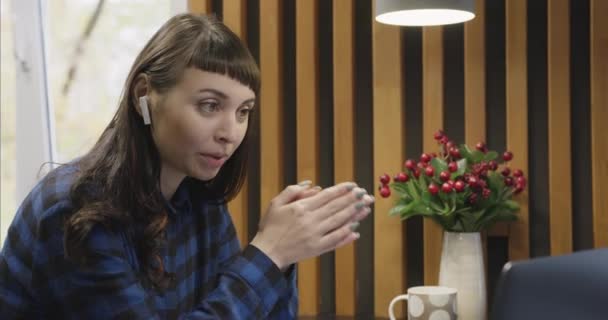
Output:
[
  {"xmin": 318, "ymin": 222, "xmax": 360, "ymax": 254},
  {"xmin": 296, "ymin": 181, "xmax": 357, "ymax": 211},
  {"xmin": 316, "ymin": 190, "xmax": 374, "ymax": 223},
  {"xmin": 333, "ymin": 231, "xmax": 360, "ymax": 249},
  {"xmin": 292, "ymin": 186, "xmax": 323, "ymax": 202},
  {"xmin": 271, "ymin": 180, "xmax": 314, "ymax": 206},
  {"xmin": 318, "ymin": 199, "xmax": 372, "ymax": 235}
]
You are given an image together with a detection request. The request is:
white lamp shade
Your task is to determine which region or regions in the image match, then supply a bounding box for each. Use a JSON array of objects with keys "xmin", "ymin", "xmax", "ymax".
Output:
[{"xmin": 375, "ymin": 0, "xmax": 476, "ymax": 26}]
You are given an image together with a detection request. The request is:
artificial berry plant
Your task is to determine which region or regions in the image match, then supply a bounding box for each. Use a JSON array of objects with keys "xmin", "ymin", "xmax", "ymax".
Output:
[{"xmin": 378, "ymin": 130, "xmax": 526, "ymax": 232}]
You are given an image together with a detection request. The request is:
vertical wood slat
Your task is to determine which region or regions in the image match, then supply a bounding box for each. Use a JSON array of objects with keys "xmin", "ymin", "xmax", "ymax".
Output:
[
  {"xmin": 591, "ymin": 0, "xmax": 608, "ymax": 247},
  {"xmin": 258, "ymin": 1, "xmax": 283, "ymax": 223},
  {"xmin": 188, "ymin": 0, "xmax": 211, "ymax": 15},
  {"xmin": 506, "ymin": 0, "xmax": 530, "ymax": 261},
  {"xmin": 422, "ymin": 26, "xmax": 444, "ymax": 285},
  {"xmin": 333, "ymin": 0, "xmax": 356, "ymax": 316},
  {"xmin": 296, "ymin": 0, "xmax": 321, "ymax": 315},
  {"xmin": 464, "ymin": 0, "xmax": 491, "ymax": 291},
  {"xmin": 223, "ymin": 0, "xmax": 248, "ymax": 247},
  {"xmin": 548, "ymin": 0, "xmax": 573, "ymax": 255},
  {"xmin": 464, "ymin": 0, "xmax": 486, "ymax": 146},
  {"xmin": 372, "ymin": 13, "xmax": 405, "ymax": 319}
]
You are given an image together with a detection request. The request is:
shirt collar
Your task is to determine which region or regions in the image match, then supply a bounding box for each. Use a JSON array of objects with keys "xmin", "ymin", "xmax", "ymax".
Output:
[{"xmin": 164, "ymin": 178, "xmax": 192, "ymax": 217}]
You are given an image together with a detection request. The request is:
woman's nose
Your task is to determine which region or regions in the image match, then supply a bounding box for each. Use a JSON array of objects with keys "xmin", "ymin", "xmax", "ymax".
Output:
[{"xmin": 214, "ymin": 112, "xmax": 240, "ymax": 143}]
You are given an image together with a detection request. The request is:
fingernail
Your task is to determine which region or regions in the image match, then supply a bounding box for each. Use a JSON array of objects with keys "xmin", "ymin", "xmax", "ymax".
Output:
[
  {"xmin": 353, "ymin": 232, "xmax": 361, "ymax": 239},
  {"xmin": 312, "ymin": 186, "xmax": 322, "ymax": 191},
  {"xmin": 355, "ymin": 202, "xmax": 366, "ymax": 210},
  {"xmin": 355, "ymin": 191, "xmax": 367, "ymax": 199},
  {"xmin": 350, "ymin": 222, "xmax": 360, "ymax": 231},
  {"xmin": 298, "ymin": 180, "xmax": 312, "ymax": 186},
  {"xmin": 345, "ymin": 183, "xmax": 356, "ymax": 191}
]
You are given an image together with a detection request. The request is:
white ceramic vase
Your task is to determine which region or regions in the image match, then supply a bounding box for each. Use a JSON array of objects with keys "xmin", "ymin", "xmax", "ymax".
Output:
[{"xmin": 439, "ymin": 231, "xmax": 486, "ymax": 320}]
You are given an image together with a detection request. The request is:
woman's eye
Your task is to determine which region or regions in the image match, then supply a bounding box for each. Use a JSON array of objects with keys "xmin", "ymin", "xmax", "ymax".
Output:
[
  {"xmin": 198, "ymin": 101, "xmax": 219, "ymax": 112},
  {"xmin": 239, "ymin": 108, "xmax": 252, "ymax": 117}
]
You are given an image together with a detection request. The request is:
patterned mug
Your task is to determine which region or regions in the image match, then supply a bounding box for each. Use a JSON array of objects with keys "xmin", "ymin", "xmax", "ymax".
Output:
[{"xmin": 389, "ymin": 286, "xmax": 458, "ymax": 320}]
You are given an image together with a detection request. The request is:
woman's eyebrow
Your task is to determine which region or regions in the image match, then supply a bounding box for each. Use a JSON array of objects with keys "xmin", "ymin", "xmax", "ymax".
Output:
[
  {"xmin": 198, "ymin": 89, "xmax": 255, "ymax": 105},
  {"xmin": 198, "ymin": 88, "xmax": 228, "ymax": 99}
]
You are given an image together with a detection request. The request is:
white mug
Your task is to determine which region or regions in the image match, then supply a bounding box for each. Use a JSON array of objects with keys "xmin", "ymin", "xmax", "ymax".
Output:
[{"xmin": 389, "ymin": 286, "xmax": 457, "ymax": 320}]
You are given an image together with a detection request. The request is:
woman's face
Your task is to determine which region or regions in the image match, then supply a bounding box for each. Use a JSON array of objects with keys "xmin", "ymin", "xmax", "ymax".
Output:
[{"xmin": 149, "ymin": 68, "xmax": 255, "ymax": 183}]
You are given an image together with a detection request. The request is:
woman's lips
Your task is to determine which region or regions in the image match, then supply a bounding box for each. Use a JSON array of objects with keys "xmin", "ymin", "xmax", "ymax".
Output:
[{"xmin": 199, "ymin": 153, "xmax": 227, "ymax": 168}]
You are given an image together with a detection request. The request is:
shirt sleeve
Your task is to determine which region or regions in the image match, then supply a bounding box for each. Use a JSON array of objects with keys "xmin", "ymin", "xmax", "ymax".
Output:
[
  {"xmin": 41, "ymin": 224, "xmax": 296, "ymax": 320},
  {"xmin": 207, "ymin": 205, "xmax": 299, "ymax": 320}
]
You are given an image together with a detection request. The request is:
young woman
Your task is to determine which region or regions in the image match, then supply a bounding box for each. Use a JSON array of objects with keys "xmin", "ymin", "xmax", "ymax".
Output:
[{"xmin": 0, "ymin": 13, "xmax": 373, "ymax": 319}]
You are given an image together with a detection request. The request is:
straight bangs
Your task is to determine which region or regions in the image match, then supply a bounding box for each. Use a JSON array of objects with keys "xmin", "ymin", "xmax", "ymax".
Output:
[{"xmin": 187, "ymin": 23, "xmax": 260, "ymax": 96}]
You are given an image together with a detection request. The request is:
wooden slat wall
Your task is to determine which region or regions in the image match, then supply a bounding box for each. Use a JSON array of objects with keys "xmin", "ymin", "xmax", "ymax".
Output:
[
  {"xmin": 591, "ymin": 0, "xmax": 608, "ymax": 248},
  {"xmin": 188, "ymin": 0, "xmax": 211, "ymax": 15},
  {"xmin": 185, "ymin": 0, "xmax": 608, "ymax": 317},
  {"xmin": 332, "ymin": 0, "xmax": 356, "ymax": 315},
  {"xmin": 222, "ymin": 0, "xmax": 248, "ymax": 247},
  {"xmin": 422, "ymin": 26, "xmax": 444, "ymax": 285},
  {"xmin": 258, "ymin": 0, "xmax": 283, "ymax": 227},
  {"xmin": 547, "ymin": 0, "xmax": 572, "ymax": 256},
  {"xmin": 371, "ymin": 4, "xmax": 405, "ymax": 317},
  {"xmin": 295, "ymin": 0, "xmax": 321, "ymax": 315},
  {"xmin": 506, "ymin": 0, "xmax": 530, "ymax": 261}
]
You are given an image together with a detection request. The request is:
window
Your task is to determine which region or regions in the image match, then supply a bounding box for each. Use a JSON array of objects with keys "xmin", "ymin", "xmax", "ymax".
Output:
[{"xmin": 1, "ymin": 0, "xmax": 181, "ymax": 245}]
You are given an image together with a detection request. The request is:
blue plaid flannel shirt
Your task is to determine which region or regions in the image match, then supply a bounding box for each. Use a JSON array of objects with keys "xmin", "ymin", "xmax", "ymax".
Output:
[{"xmin": 0, "ymin": 165, "xmax": 298, "ymax": 319}]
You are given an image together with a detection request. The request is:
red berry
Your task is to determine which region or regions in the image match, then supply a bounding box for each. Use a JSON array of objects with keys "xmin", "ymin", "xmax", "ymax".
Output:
[
  {"xmin": 468, "ymin": 193, "xmax": 478, "ymax": 204},
  {"xmin": 514, "ymin": 186, "xmax": 524, "ymax": 194},
  {"xmin": 440, "ymin": 136, "xmax": 449, "ymax": 145},
  {"xmin": 454, "ymin": 180, "xmax": 466, "ymax": 192},
  {"xmin": 413, "ymin": 169, "xmax": 421, "ymax": 178},
  {"xmin": 441, "ymin": 182, "xmax": 453, "ymax": 193},
  {"xmin": 418, "ymin": 162, "xmax": 428, "ymax": 169},
  {"xmin": 449, "ymin": 147, "xmax": 461, "ymax": 159},
  {"xmin": 425, "ymin": 166, "xmax": 435, "ymax": 177},
  {"xmin": 379, "ymin": 173, "xmax": 390, "ymax": 185},
  {"xmin": 504, "ymin": 177, "xmax": 514, "ymax": 186},
  {"xmin": 420, "ymin": 153, "xmax": 432, "ymax": 163},
  {"xmin": 448, "ymin": 162, "xmax": 458, "ymax": 172},
  {"xmin": 503, "ymin": 151, "xmax": 513, "ymax": 161},
  {"xmin": 468, "ymin": 176, "xmax": 479, "ymax": 187},
  {"xmin": 478, "ymin": 179, "xmax": 487, "ymax": 189},
  {"xmin": 431, "ymin": 152, "xmax": 438, "ymax": 158},
  {"xmin": 379, "ymin": 186, "xmax": 391, "ymax": 198},
  {"xmin": 501, "ymin": 167, "xmax": 511, "ymax": 176},
  {"xmin": 476, "ymin": 142, "xmax": 487, "ymax": 152},
  {"xmin": 513, "ymin": 169, "xmax": 524, "ymax": 177},
  {"xmin": 405, "ymin": 159, "xmax": 416, "ymax": 170},
  {"xmin": 395, "ymin": 172, "xmax": 409, "ymax": 182},
  {"xmin": 489, "ymin": 160, "xmax": 498, "ymax": 171},
  {"xmin": 434, "ymin": 130, "xmax": 445, "ymax": 140},
  {"xmin": 439, "ymin": 171, "xmax": 450, "ymax": 182},
  {"xmin": 428, "ymin": 183, "xmax": 439, "ymax": 195},
  {"xmin": 516, "ymin": 176, "xmax": 527, "ymax": 188},
  {"xmin": 482, "ymin": 188, "xmax": 492, "ymax": 199}
]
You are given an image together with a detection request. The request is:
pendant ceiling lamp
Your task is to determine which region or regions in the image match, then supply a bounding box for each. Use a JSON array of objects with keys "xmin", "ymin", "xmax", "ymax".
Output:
[{"xmin": 375, "ymin": 0, "xmax": 475, "ymax": 26}]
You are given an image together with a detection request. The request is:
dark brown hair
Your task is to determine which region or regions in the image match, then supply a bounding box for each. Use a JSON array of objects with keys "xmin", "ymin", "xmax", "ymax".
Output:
[{"xmin": 63, "ymin": 13, "xmax": 259, "ymax": 290}]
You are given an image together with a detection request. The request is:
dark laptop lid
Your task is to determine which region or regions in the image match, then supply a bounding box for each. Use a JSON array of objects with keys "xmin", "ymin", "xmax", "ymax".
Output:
[{"xmin": 490, "ymin": 248, "xmax": 608, "ymax": 320}]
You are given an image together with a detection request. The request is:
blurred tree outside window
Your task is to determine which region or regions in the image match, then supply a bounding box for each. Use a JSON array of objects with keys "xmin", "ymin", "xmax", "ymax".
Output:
[{"xmin": 1, "ymin": 0, "xmax": 171, "ymax": 245}]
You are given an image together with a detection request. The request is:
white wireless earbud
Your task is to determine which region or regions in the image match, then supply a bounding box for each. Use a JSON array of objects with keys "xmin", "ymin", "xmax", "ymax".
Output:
[{"xmin": 139, "ymin": 95, "xmax": 151, "ymax": 125}]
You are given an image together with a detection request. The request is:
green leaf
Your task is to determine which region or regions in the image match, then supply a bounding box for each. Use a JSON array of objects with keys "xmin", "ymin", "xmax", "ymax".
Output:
[
  {"xmin": 407, "ymin": 181, "xmax": 420, "ymax": 200},
  {"xmin": 471, "ymin": 150, "xmax": 485, "ymax": 163},
  {"xmin": 431, "ymin": 157, "xmax": 448, "ymax": 173},
  {"xmin": 484, "ymin": 151, "xmax": 499, "ymax": 161},
  {"xmin": 502, "ymin": 199, "xmax": 520, "ymax": 211},
  {"xmin": 389, "ymin": 204, "xmax": 410, "ymax": 216},
  {"xmin": 451, "ymin": 158, "xmax": 468, "ymax": 180},
  {"xmin": 391, "ymin": 182, "xmax": 409, "ymax": 196}
]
